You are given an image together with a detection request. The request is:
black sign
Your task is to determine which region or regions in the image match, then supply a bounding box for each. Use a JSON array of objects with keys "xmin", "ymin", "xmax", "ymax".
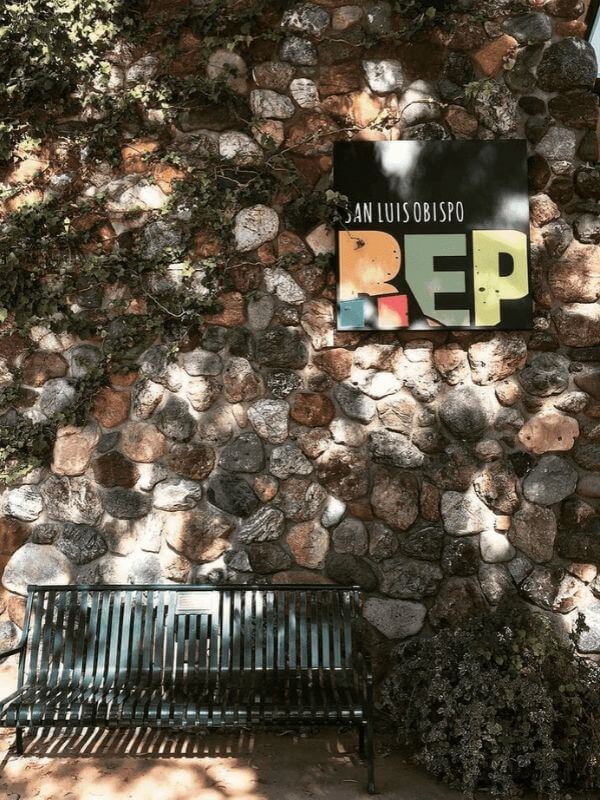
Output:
[{"xmin": 334, "ymin": 140, "xmax": 532, "ymax": 331}]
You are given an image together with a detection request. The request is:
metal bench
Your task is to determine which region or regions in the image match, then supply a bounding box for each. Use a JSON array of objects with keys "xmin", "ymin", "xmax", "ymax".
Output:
[{"xmin": 0, "ymin": 584, "xmax": 375, "ymax": 793}]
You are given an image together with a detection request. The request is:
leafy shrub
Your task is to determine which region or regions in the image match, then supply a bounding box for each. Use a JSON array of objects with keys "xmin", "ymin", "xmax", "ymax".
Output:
[{"xmin": 381, "ymin": 599, "xmax": 600, "ymax": 799}]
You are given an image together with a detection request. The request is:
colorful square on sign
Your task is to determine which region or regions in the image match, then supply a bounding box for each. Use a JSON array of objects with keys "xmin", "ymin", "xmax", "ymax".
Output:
[{"xmin": 334, "ymin": 141, "xmax": 532, "ymax": 331}]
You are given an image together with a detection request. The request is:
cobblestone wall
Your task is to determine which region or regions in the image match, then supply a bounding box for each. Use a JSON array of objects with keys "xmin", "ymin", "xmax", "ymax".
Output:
[{"xmin": 1, "ymin": 0, "xmax": 599, "ymax": 667}]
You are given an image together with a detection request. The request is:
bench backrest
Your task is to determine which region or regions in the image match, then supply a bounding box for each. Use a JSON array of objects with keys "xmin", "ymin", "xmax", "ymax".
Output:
[{"xmin": 18, "ymin": 585, "xmax": 362, "ymax": 688}]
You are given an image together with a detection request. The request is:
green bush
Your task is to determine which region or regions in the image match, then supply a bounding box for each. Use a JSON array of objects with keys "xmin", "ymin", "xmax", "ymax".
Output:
[{"xmin": 381, "ymin": 599, "xmax": 600, "ymax": 799}]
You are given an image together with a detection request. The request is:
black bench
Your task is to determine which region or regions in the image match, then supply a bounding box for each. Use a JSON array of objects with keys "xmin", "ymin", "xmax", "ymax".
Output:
[{"xmin": 0, "ymin": 584, "xmax": 375, "ymax": 792}]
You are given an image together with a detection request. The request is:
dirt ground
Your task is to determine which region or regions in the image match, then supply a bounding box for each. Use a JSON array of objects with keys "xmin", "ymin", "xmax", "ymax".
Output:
[{"xmin": 0, "ymin": 659, "xmax": 466, "ymax": 800}]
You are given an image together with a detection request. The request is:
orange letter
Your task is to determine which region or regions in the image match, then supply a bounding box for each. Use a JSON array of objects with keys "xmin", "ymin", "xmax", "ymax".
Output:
[{"xmin": 339, "ymin": 230, "xmax": 401, "ymax": 300}]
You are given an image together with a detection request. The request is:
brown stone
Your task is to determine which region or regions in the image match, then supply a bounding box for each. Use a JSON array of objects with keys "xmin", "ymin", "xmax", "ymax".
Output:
[
  {"xmin": 92, "ymin": 452, "xmax": 139, "ymax": 488},
  {"xmin": 291, "ymin": 392, "xmax": 335, "ymax": 427},
  {"xmin": 164, "ymin": 442, "xmax": 216, "ymax": 480},
  {"xmin": 471, "ymin": 34, "xmax": 517, "ymax": 77},
  {"xmin": 22, "ymin": 351, "xmax": 68, "ymax": 387},
  {"xmin": 121, "ymin": 422, "xmax": 167, "ymax": 462},
  {"xmin": 445, "ymin": 105, "xmax": 478, "ymax": 138},
  {"xmin": 121, "ymin": 139, "xmax": 159, "ymax": 173},
  {"xmin": 347, "ymin": 499, "xmax": 373, "ymax": 521},
  {"xmin": 468, "ymin": 333, "xmax": 527, "ymax": 385},
  {"xmin": 530, "ymin": 193, "xmax": 560, "ymax": 227},
  {"xmin": 313, "ymin": 348, "xmax": 352, "ymax": 380},
  {"xmin": 447, "ymin": 19, "xmax": 488, "ymax": 51},
  {"xmin": 473, "ymin": 461, "xmax": 520, "ymax": 514},
  {"xmin": 509, "ymin": 501, "xmax": 557, "ymax": 563},
  {"xmin": 204, "ymin": 292, "xmax": 245, "ymax": 327},
  {"xmin": 518, "ymin": 410, "xmax": 579, "ymax": 454},
  {"xmin": 222, "ymin": 358, "xmax": 264, "ymax": 404},
  {"xmin": 186, "ymin": 376, "xmax": 221, "ymax": 411},
  {"xmin": 253, "ymin": 61, "xmax": 295, "ymax": 91},
  {"xmin": 553, "ymin": 304, "xmax": 600, "ymax": 347},
  {"xmin": 297, "ymin": 427, "xmax": 332, "ymax": 459},
  {"xmin": 287, "ymin": 521, "xmax": 330, "ymax": 568},
  {"xmin": 92, "ymin": 386, "xmax": 131, "ymax": 428},
  {"xmin": 568, "ymin": 562, "xmax": 597, "ymax": 582},
  {"xmin": 110, "ymin": 371, "xmax": 138, "ymax": 388},
  {"xmin": 371, "ymin": 467, "xmax": 419, "ymax": 531},
  {"xmin": 429, "ymin": 577, "xmax": 487, "ymax": 628},
  {"xmin": 285, "ymin": 113, "xmax": 338, "ymax": 157},
  {"xmin": 0, "ymin": 334, "xmax": 29, "ymax": 366},
  {"xmin": 272, "ymin": 570, "xmax": 333, "ymax": 584},
  {"xmin": 316, "ymin": 445, "xmax": 369, "ymax": 501},
  {"xmin": 301, "ymin": 298, "xmax": 335, "ymax": 349},
  {"xmin": 321, "ymin": 91, "xmax": 387, "ymax": 127},
  {"xmin": 555, "ymin": 19, "xmax": 588, "ymax": 36},
  {"xmin": 420, "ymin": 481, "xmax": 441, "ymax": 521},
  {"xmin": 7, "ymin": 592, "xmax": 27, "ymax": 627},
  {"xmin": 433, "ymin": 344, "xmax": 469, "ymax": 385},
  {"xmin": 578, "ymin": 474, "xmax": 600, "ymax": 498},
  {"xmin": 495, "ymin": 378, "xmax": 521, "ymax": 406},
  {"xmin": 548, "ymin": 90, "xmax": 599, "ymax": 130},
  {"xmin": 0, "ymin": 518, "xmax": 27, "ymax": 555},
  {"xmin": 545, "ymin": 0, "xmax": 584, "ymax": 18},
  {"xmin": 52, "ymin": 424, "xmax": 101, "ymax": 477},
  {"xmin": 319, "ymin": 62, "xmax": 362, "ymax": 96},
  {"xmin": 274, "ymin": 477, "xmax": 327, "ymax": 522},
  {"xmin": 547, "ymin": 241, "xmax": 600, "ymax": 304},
  {"xmin": 163, "ymin": 508, "xmax": 233, "ymax": 563},
  {"xmin": 254, "ymin": 474, "xmax": 279, "ymax": 502}
]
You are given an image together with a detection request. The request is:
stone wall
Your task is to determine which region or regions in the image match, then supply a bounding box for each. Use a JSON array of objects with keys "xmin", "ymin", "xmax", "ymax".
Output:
[{"xmin": 1, "ymin": 0, "xmax": 600, "ymax": 664}]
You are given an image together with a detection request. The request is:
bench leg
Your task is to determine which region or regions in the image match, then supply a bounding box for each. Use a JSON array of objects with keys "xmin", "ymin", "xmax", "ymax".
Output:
[
  {"xmin": 365, "ymin": 716, "xmax": 376, "ymax": 794},
  {"xmin": 358, "ymin": 723, "xmax": 365, "ymax": 759},
  {"xmin": 15, "ymin": 727, "xmax": 23, "ymax": 755}
]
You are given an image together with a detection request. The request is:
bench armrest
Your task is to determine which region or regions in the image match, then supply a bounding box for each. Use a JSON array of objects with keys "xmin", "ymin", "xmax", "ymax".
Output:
[
  {"xmin": 354, "ymin": 649, "xmax": 374, "ymax": 684},
  {"xmin": 0, "ymin": 639, "xmax": 27, "ymax": 663}
]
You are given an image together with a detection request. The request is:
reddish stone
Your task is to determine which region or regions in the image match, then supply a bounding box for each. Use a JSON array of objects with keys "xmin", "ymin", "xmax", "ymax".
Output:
[
  {"xmin": 254, "ymin": 474, "xmax": 279, "ymax": 502},
  {"xmin": 164, "ymin": 442, "xmax": 216, "ymax": 480},
  {"xmin": 399, "ymin": 40, "xmax": 447, "ymax": 81},
  {"xmin": 297, "ymin": 427, "xmax": 332, "ymax": 459},
  {"xmin": 347, "ymin": 499, "xmax": 373, "ymax": 521},
  {"xmin": 7, "ymin": 592, "xmax": 26, "ymax": 627},
  {"xmin": 555, "ymin": 19, "xmax": 587, "ymax": 36},
  {"xmin": 286, "ymin": 113, "xmax": 338, "ymax": 157},
  {"xmin": 420, "ymin": 481, "xmax": 441, "ymax": 521},
  {"xmin": 287, "ymin": 521, "xmax": 330, "ymax": 568},
  {"xmin": 193, "ymin": 231, "xmax": 221, "ymax": 258},
  {"xmin": 22, "ymin": 351, "xmax": 68, "ymax": 387},
  {"xmin": 313, "ymin": 348, "xmax": 352, "ymax": 381},
  {"xmin": 446, "ymin": 105, "xmax": 478, "ymax": 138},
  {"xmin": 121, "ymin": 422, "xmax": 167, "ymax": 462},
  {"xmin": 110, "ymin": 371, "xmax": 138, "ymax": 388},
  {"xmin": 52, "ymin": 425, "xmax": 100, "ymax": 477},
  {"xmin": 230, "ymin": 263, "xmax": 263, "ymax": 293},
  {"xmin": 204, "ymin": 292, "xmax": 246, "ymax": 327},
  {"xmin": 316, "ymin": 445, "xmax": 369, "ymax": 501},
  {"xmin": 548, "ymin": 90, "xmax": 599, "ymax": 130},
  {"xmin": 291, "ymin": 392, "xmax": 335, "ymax": 427},
  {"xmin": 447, "ymin": 19, "xmax": 488, "ymax": 51},
  {"xmin": 93, "ymin": 387, "xmax": 131, "ymax": 428},
  {"xmin": 121, "ymin": 139, "xmax": 159, "ymax": 174},
  {"xmin": 272, "ymin": 570, "xmax": 333, "ymax": 584},
  {"xmin": 277, "ymin": 230, "xmax": 311, "ymax": 262},
  {"xmin": 93, "ymin": 452, "xmax": 139, "ymax": 488},
  {"xmin": 472, "ymin": 34, "xmax": 517, "ymax": 77},
  {"xmin": 0, "ymin": 334, "xmax": 29, "ymax": 366},
  {"xmin": 547, "ymin": 241, "xmax": 600, "ymax": 304},
  {"xmin": 518, "ymin": 410, "xmax": 579, "ymax": 454},
  {"xmin": 319, "ymin": 62, "xmax": 363, "ymax": 96},
  {"xmin": 0, "ymin": 518, "xmax": 27, "ymax": 555}
]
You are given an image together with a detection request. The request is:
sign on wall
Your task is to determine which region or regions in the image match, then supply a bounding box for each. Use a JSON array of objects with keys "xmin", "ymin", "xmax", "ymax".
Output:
[{"xmin": 334, "ymin": 140, "xmax": 532, "ymax": 331}]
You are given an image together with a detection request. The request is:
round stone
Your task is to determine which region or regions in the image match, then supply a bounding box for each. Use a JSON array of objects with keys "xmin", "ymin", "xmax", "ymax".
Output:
[
  {"xmin": 536, "ymin": 38, "xmax": 597, "ymax": 92},
  {"xmin": 121, "ymin": 422, "xmax": 166, "ymax": 462},
  {"xmin": 523, "ymin": 455, "xmax": 578, "ymax": 505},
  {"xmin": 207, "ymin": 475, "xmax": 259, "ymax": 517},
  {"xmin": 2, "ymin": 543, "xmax": 75, "ymax": 595},
  {"xmin": 287, "ymin": 521, "xmax": 330, "ymax": 568},
  {"xmin": 363, "ymin": 597, "xmax": 426, "ymax": 639},
  {"xmin": 291, "ymin": 392, "xmax": 335, "ymax": 427}
]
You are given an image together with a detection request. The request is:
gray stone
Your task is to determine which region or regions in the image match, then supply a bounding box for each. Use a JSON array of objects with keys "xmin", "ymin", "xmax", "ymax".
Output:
[
  {"xmin": 520, "ymin": 566, "xmax": 562, "ymax": 610},
  {"xmin": 363, "ymin": 59, "xmax": 405, "ymax": 93},
  {"xmin": 325, "ymin": 552, "xmax": 378, "ymax": 591},
  {"xmin": 442, "ymin": 538, "xmax": 480, "ymax": 576},
  {"xmin": 55, "ymin": 523, "xmax": 107, "ymax": 564},
  {"xmin": 332, "ymin": 517, "xmax": 368, "ymax": 556},
  {"xmin": 2, "ymin": 544, "xmax": 75, "ymax": 595},
  {"xmin": 543, "ymin": 218, "xmax": 573, "ymax": 256},
  {"xmin": 39, "ymin": 378, "xmax": 76, "ymax": 417},
  {"xmin": 0, "ymin": 621, "xmax": 20, "ymax": 652},
  {"xmin": 523, "ymin": 455, "xmax": 578, "ymax": 506},
  {"xmin": 255, "ymin": 327, "xmax": 308, "ymax": 369},
  {"xmin": 248, "ymin": 543, "xmax": 293, "ymax": 573},
  {"xmin": 101, "ymin": 488, "xmax": 150, "ymax": 519},
  {"xmin": 471, "ymin": 82, "xmax": 517, "ymax": 135},
  {"xmin": 264, "ymin": 267, "xmax": 306, "ymax": 304},
  {"xmin": 247, "ymin": 398, "xmax": 289, "ymax": 443},
  {"xmin": 574, "ymin": 213, "xmax": 600, "ymax": 244},
  {"xmin": 368, "ymin": 521, "xmax": 398, "ymax": 561},
  {"xmin": 3, "ymin": 486, "xmax": 43, "ymax": 521},
  {"xmin": 441, "ymin": 488, "xmax": 494, "ymax": 535},
  {"xmin": 29, "ymin": 522, "xmax": 60, "ymax": 544},
  {"xmin": 139, "ymin": 220, "xmax": 183, "ymax": 260},
  {"xmin": 363, "ymin": 597, "xmax": 426, "ymax": 639},
  {"xmin": 127, "ymin": 552, "xmax": 163, "ymax": 583},
  {"xmin": 574, "ymin": 441, "xmax": 600, "ymax": 471},
  {"xmin": 225, "ymin": 550, "xmax": 252, "ymax": 572},
  {"xmin": 371, "ymin": 468, "xmax": 419, "ymax": 531},
  {"xmin": 364, "ymin": 1, "xmax": 392, "ymax": 33},
  {"xmin": 154, "ymin": 397, "xmax": 195, "ymax": 442},
  {"xmin": 289, "ymin": 78, "xmax": 319, "ymax": 108},
  {"xmin": 479, "ymin": 564, "xmax": 514, "ymax": 605},
  {"xmin": 519, "ymin": 353, "xmax": 571, "ymax": 397},
  {"xmin": 207, "ymin": 475, "xmax": 259, "ymax": 517},
  {"xmin": 219, "ymin": 131, "xmax": 262, "ymax": 163},
  {"xmin": 42, "ymin": 476, "xmax": 103, "ymax": 525},
  {"xmin": 267, "ymin": 370, "xmax": 302, "ymax": 398},
  {"xmin": 274, "ymin": 477, "xmax": 327, "ymax": 521},
  {"xmin": 508, "ymin": 555, "xmax": 533, "ymax": 585},
  {"xmin": 376, "ymin": 392, "xmax": 417, "ymax": 434},
  {"xmin": 369, "ymin": 430, "xmax": 425, "ymax": 469},
  {"xmin": 536, "ymin": 126, "xmax": 578, "ymax": 162},
  {"xmin": 269, "ymin": 443, "xmax": 312, "ymax": 478},
  {"xmin": 400, "ymin": 525, "xmax": 444, "ymax": 561},
  {"xmin": 238, "ymin": 507, "xmax": 285, "ymax": 543},
  {"xmin": 247, "ymin": 294, "xmax": 275, "ymax": 330},
  {"xmin": 282, "ymin": 3, "xmax": 330, "ymax": 35},
  {"xmin": 234, "ymin": 203, "xmax": 279, "ymax": 250},
  {"xmin": 280, "ymin": 35, "xmax": 318, "ymax": 66},
  {"xmin": 65, "ymin": 345, "xmax": 102, "ymax": 378},
  {"xmin": 334, "ymin": 382, "xmax": 376, "ymax": 423},
  {"xmin": 480, "ymin": 530, "xmax": 516, "ymax": 563},
  {"xmin": 576, "ymin": 602, "xmax": 600, "ymax": 653},
  {"xmin": 509, "ymin": 501, "xmax": 556, "ymax": 562},
  {"xmin": 321, "ymin": 495, "xmax": 346, "ymax": 527},
  {"xmin": 182, "ymin": 349, "xmax": 222, "ymax": 377},
  {"xmin": 554, "ymin": 391, "xmax": 589, "ymax": 414},
  {"xmin": 403, "ymin": 122, "xmax": 449, "ymax": 141},
  {"xmin": 219, "ymin": 432, "xmax": 265, "ymax": 473},
  {"xmin": 250, "ymin": 90, "xmax": 295, "ymax": 120},
  {"xmin": 502, "ymin": 12, "xmax": 552, "ymax": 43},
  {"xmin": 153, "ymin": 478, "xmax": 202, "ymax": 511},
  {"xmin": 536, "ymin": 38, "xmax": 598, "ymax": 92},
  {"xmin": 381, "ymin": 556, "xmax": 442, "ymax": 599},
  {"xmin": 473, "ymin": 461, "xmax": 520, "ymax": 515},
  {"xmin": 97, "ymin": 431, "xmax": 120, "ymax": 453},
  {"xmin": 439, "ymin": 387, "xmax": 490, "ymax": 441}
]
